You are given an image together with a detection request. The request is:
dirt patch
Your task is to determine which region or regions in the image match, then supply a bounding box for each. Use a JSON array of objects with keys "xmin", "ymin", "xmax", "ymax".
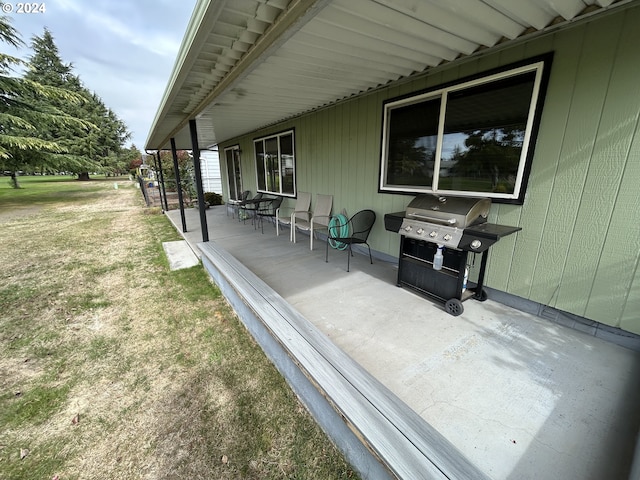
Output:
[{"xmin": 0, "ymin": 205, "xmax": 44, "ymax": 223}]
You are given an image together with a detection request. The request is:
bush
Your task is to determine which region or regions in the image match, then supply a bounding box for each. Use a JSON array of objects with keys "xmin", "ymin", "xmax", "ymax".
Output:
[{"xmin": 204, "ymin": 192, "xmax": 223, "ymax": 206}]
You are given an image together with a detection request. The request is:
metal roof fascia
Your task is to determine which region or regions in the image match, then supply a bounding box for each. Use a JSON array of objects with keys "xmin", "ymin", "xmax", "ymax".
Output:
[
  {"xmin": 145, "ymin": 0, "xmax": 220, "ymax": 150},
  {"xmin": 148, "ymin": 0, "xmax": 330, "ymax": 151}
]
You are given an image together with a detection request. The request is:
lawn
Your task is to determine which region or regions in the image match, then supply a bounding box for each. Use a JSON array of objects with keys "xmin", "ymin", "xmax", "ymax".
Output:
[{"xmin": 0, "ymin": 176, "xmax": 358, "ymax": 479}]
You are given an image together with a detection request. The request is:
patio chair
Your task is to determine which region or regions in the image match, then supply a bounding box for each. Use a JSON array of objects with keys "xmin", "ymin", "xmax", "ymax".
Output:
[
  {"xmin": 292, "ymin": 194, "xmax": 333, "ymax": 250},
  {"xmin": 227, "ymin": 190, "xmax": 250, "ymax": 218},
  {"xmin": 256, "ymin": 196, "xmax": 283, "ymax": 234},
  {"xmin": 239, "ymin": 192, "xmax": 263, "ymax": 224},
  {"xmin": 275, "ymin": 191, "xmax": 311, "ymax": 240},
  {"xmin": 325, "ymin": 209, "xmax": 376, "ymax": 272}
]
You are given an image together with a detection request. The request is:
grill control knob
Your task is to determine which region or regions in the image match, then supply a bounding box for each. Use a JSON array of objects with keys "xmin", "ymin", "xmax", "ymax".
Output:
[
  {"xmin": 470, "ymin": 239, "xmax": 482, "ymax": 250},
  {"xmin": 443, "ymin": 234, "xmax": 452, "ymax": 241},
  {"xmin": 429, "ymin": 231, "xmax": 438, "ymax": 238},
  {"xmin": 416, "ymin": 228, "xmax": 424, "ymax": 235},
  {"xmin": 404, "ymin": 225, "xmax": 412, "ymax": 232}
]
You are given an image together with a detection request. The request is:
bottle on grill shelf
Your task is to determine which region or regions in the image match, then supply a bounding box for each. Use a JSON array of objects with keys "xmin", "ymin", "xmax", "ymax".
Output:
[{"xmin": 433, "ymin": 245, "xmax": 444, "ymax": 270}]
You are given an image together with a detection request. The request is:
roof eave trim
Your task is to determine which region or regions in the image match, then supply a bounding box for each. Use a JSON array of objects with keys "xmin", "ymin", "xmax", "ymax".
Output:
[
  {"xmin": 145, "ymin": 0, "xmax": 221, "ymax": 149},
  {"xmin": 147, "ymin": 0, "xmax": 330, "ymax": 150}
]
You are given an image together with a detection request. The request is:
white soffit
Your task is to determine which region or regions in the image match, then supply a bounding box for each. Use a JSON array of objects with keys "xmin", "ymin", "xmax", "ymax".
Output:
[{"xmin": 146, "ymin": 0, "xmax": 626, "ymax": 150}]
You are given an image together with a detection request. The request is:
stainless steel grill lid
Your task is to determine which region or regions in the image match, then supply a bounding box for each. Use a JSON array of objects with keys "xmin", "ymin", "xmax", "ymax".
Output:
[{"xmin": 405, "ymin": 194, "xmax": 491, "ymax": 228}]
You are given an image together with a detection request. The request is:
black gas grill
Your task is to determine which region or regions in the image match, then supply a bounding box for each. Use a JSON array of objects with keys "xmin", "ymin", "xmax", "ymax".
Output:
[{"xmin": 384, "ymin": 194, "xmax": 521, "ymax": 316}]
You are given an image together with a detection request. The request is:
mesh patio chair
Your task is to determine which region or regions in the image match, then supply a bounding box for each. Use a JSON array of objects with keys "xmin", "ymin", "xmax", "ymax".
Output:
[
  {"xmin": 256, "ymin": 196, "xmax": 283, "ymax": 234},
  {"xmin": 228, "ymin": 190, "xmax": 250, "ymax": 218},
  {"xmin": 325, "ymin": 209, "xmax": 376, "ymax": 272},
  {"xmin": 275, "ymin": 192, "xmax": 311, "ymax": 240},
  {"xmin": 291, "ymin": 194, "xmax": 333, "ymax": 250},
  {"xmin": 239, "ymin": 192, "xmax": 263, "ymax": 224}
]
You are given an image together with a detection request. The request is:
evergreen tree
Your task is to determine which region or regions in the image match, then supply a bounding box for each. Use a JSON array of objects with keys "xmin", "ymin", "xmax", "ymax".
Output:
[
  {"xmin": 0, "ymin": 16, "xmax": 90, "ymax": 187},
  {"xmin": 116, "ymin": 144, "xmax": 141, "ymax": 176},
  {"xmin": 24, "ymin": 28, "xmax": 131, "ymax": 180}
]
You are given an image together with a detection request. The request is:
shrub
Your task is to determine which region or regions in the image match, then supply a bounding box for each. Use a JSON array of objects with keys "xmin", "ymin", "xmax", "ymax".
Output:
[{"xmin": 204, "ymin": 192, "xmax": 223, "ymax": 206}]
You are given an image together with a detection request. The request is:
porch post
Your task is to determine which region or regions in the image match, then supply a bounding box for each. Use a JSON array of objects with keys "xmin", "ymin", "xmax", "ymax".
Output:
[
  {"xmin": 170, "ymin": 137, "xmax": 187, "ymax": 233},
  {"xmin": 155, "ymin": 151, "xmax": 170, "ymax": 212},
  {"xmin": 189, "ymin": 119, "xmax": 209, "ymax": 242},
  {"xmin": 150, "ymin": 153, "xmax": 164, "ymax": 212}
]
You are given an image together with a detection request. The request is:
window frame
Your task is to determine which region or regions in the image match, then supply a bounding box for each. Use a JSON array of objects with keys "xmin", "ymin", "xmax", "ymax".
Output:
[
  {"xmin": 379, "ymin": 55, "xmax": 553, "ymax": 204},
  {"xmin": 253, "ymin": 129, "xmax": 297, "ymax": 197},
  {"xmin": 224, "ymin": 145, "xmax": 243, "ymax": 201}
]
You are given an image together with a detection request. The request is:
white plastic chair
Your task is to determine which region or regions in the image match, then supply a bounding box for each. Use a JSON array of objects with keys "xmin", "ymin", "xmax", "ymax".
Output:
[
  {"xmin": 275, "ymin": 192, "xmax": 311, "ymax": 240},
  {"xmin": 292, "ymin": 194, "xmax": 333, "ymax": 250}
]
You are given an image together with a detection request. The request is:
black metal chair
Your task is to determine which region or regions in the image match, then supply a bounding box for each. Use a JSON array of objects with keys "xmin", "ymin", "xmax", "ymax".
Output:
[
  {"xmin": 325, "ymin": 209, "xmax": 376, "ymax": 272},
  {"xmin": 255, "ymin": 196, "xmax": 283, "ymax": 234},
  {"xmin": 228, "ymin": 190, "xmax": 250, "ymax": 218},
  {"xmin": 239, "ymin": 192, "xmax": 263, "ymax": 224}
]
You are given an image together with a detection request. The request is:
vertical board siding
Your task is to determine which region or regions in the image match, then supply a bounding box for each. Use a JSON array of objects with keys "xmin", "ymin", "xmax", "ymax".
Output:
[
  {"xmin": 624, "ymin": 133, "xmax": 640, "ymax": 333},
  {"xmin": 515, "ymin": 26, "xmax": 583, "ymax": 300},
  {"xmin": 553, "ymin": 12, "xmax": 625, "ymax": 317},
  {"xmin": 218, "ymin": 5, "xmax": 640, "ymax": 333},
  {"xmin": 612, "ymin": 123, "xmax": 640, "ymax": 333},
  {"xmin": 506, "ymin": 7, "xmax": 639, "ymax": 331},
  {"xmin": 529, "ymin": 25, "xmax": 596, "ymax": 307},
  {"xmin": 489, "ymin": 204, "xmax": 523, "ymax": 292},
  {"xmin": 591, "ymin": 8, "xmax": 640, "ymax": 329}
]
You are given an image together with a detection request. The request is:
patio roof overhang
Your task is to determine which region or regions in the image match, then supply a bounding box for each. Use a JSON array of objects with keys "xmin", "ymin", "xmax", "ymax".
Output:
[{"xmin": 145, "ymin": 0, "xmax": 632, "ymax": 152}]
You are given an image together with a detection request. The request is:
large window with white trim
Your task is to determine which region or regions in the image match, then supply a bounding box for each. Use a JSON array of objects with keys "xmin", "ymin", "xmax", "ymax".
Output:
[
  {"xmin": 380, "ymin": 56, "xmax": 551, "ymax": 203},
  {"xmin": 254, "ymin": 130, "xmax": 296, "ymax": 197}
]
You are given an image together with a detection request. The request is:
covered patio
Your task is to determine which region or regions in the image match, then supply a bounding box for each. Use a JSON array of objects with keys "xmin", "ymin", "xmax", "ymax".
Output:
[
  {"xmin": 145, "ymin": 1, "xmax": 640, "ymax": 477},
  {"xmin": 164, "ymin": 205, "xmax": 640, "ymax": 480}
]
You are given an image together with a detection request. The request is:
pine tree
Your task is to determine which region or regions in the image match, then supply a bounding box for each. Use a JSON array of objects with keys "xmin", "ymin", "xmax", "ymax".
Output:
[
  {"xmin": 0, "ymin": 16, "xmax": 89, "ymax": 187},
  {"xmin": 24, "ymin": 28, "xmax": 131, "ymax": 181}
]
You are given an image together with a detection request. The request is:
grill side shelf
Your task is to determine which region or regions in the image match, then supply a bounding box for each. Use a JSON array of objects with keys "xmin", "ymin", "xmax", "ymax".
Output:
[
  {"xmin": 458, "ymin": 223, "xmax": 522, "ymax": 252},
  {"xmin": 463, "ymin": 223, "xmax": 522, "ymax": 239},
  {"xmin": 384, "ymin": 211, "xmax": 405, "ymax": 233}
]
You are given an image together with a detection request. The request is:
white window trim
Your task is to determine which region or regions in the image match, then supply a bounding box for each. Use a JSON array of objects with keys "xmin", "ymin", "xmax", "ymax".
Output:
[
  {"xmin": 379, "ymin": 60, "xmax": 547, "ymax": 202},
  {"xmin": 254, "ymin": 130, "xmax": 296, "ymax": 197}
]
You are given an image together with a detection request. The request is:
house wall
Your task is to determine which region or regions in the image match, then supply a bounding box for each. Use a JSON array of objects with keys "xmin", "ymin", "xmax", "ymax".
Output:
[
  {"xmin": 219, "ymin": 5, "xmax": 640, "ymax": 334},
  {"xmin": 200, "ymin": 150, "xmax": 222, "ymax": 194}
]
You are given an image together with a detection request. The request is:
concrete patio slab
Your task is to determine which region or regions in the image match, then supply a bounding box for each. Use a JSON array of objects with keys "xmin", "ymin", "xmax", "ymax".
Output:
[{"xmin": 164, "ymin": 205, "xmax": 640, "ymax": 480}]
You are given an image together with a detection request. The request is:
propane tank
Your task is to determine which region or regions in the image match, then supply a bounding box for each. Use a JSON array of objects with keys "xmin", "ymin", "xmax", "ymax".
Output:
[{"xmin": 433, "ymin": 245, "xmax": 444, "ymax": 270}]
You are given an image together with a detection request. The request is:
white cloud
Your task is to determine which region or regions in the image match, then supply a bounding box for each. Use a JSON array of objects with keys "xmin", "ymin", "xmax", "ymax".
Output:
[
  {"xmin": 55, "ymin": 0, "xmax": 182, "ymax": 57},
  {"xmin": 6, "ymin": 0, "xmax": 197, "ymax": 148}
]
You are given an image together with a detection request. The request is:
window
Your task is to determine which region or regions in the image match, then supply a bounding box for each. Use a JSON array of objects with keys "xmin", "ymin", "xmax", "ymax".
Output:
[
  {"xmin": 254, "ymin": 130, "xmax": 296, "ymax": 196},
  {"xmin": 380, "ymin": 56, "xmax": 551, "ymax": 203},
  {"xmin": 225, "ymin": 145, "xmax": 243, "ymax": 201}
]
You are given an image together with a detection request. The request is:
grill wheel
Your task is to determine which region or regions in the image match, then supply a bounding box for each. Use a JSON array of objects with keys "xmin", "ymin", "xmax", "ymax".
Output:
[{"xmin": 445, "ymin": 298, "xmax": 464, "ymax": 316}]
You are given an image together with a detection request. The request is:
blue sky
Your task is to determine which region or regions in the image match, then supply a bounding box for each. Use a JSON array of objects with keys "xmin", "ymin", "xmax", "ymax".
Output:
[{"xmin": 3, "ymin": 0, "xmax": 198, "ymax": 150}]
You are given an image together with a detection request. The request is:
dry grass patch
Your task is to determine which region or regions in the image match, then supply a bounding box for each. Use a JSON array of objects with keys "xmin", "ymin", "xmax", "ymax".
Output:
[{"xmin": 0, "ymin": 178, "xmax": 358, "ymax": 480}]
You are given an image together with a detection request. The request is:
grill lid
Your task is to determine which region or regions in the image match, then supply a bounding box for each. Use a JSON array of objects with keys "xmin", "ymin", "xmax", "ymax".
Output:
[{"xmin": 405, "ymin": 194, "xmax": 491, "ymax": 228}]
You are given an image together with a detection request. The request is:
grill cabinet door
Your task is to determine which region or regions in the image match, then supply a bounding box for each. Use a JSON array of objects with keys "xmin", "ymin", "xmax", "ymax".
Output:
[{"xmin": 398, "ymin": 238, "xmax": 468, "ymax": 302}]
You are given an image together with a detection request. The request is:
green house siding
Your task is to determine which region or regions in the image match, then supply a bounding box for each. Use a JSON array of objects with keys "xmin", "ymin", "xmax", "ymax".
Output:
[{"xmin": 220, "ymin": 5, "xmax": 640, "ymax": 334}]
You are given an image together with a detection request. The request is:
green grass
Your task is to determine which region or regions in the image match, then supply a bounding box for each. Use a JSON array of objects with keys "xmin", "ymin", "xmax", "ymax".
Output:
[
  {"xmin": 0, "ymin": 175, "xmax": 117, "ymax": 208},
  {"xmin": 0, "ymin": 436, "xmax": 68, "ymax": 480},
  {"xmin": 87, "ymin": 336, "xmax": 120, "ymax": 361},
  {"xmin": 0, "ymin": 384, "xmax": 72, "ymax": 427},
  {"xmin": 0, "ymin": 177, "xmax": 359, "ymax": 480},
  {"xmin": 66, "ymin": 292, "xmax": 112, "ymax": 311}
]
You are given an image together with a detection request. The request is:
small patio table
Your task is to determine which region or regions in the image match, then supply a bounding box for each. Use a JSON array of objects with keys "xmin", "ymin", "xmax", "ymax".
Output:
[{"xmin": 240, "ymin": 196, "xmax": 276, "ymax": 224}]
